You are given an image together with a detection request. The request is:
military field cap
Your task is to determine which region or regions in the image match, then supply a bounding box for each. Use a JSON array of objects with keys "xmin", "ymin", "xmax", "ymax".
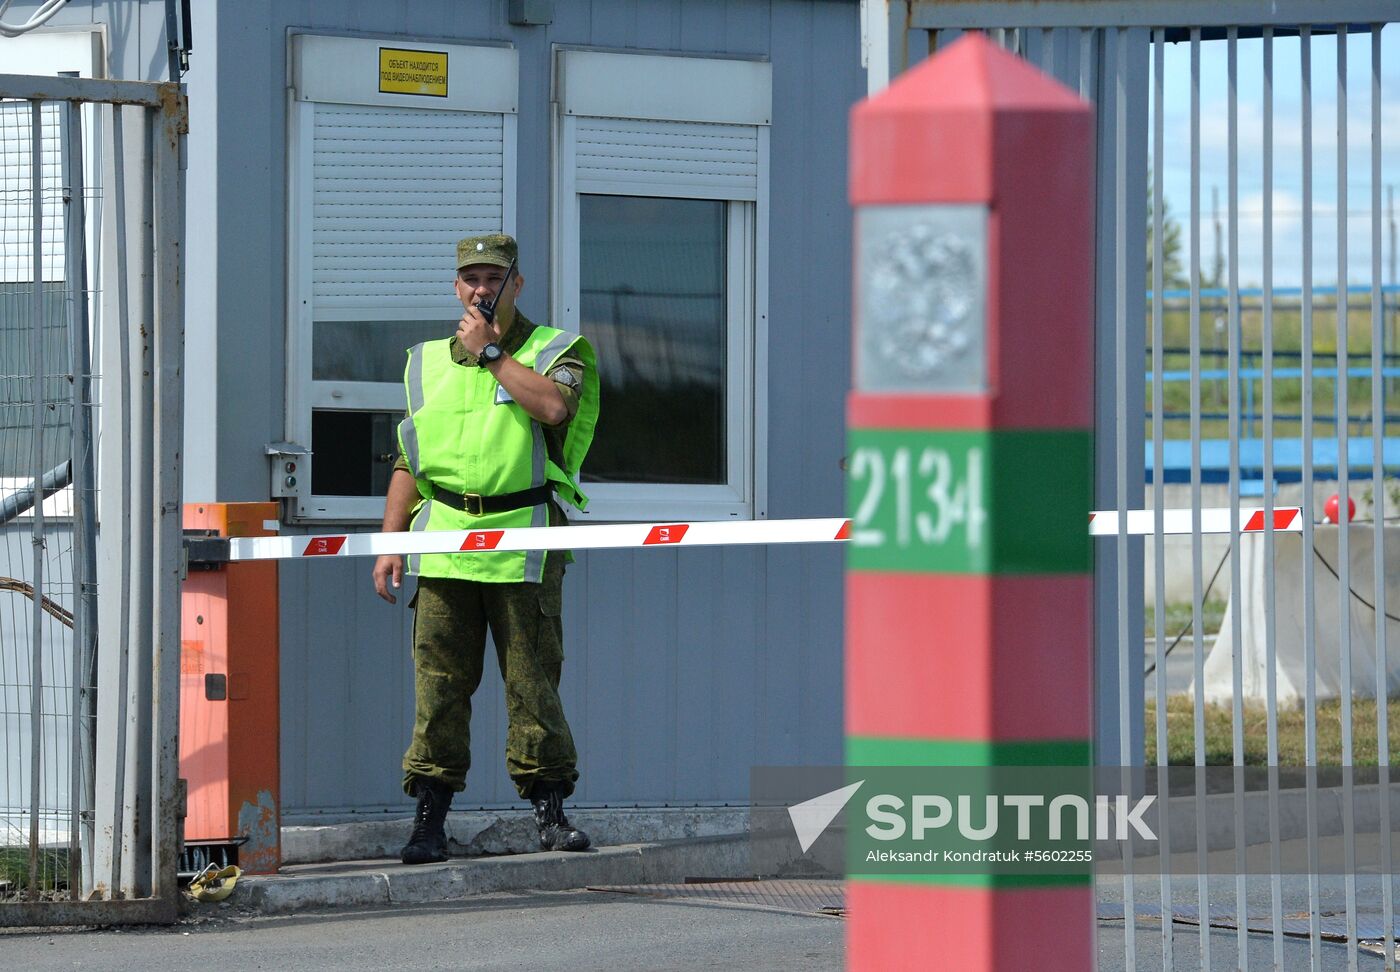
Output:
[{"xmin": 456, "ymin": 233, "xmax": 517, "ymax": 270}]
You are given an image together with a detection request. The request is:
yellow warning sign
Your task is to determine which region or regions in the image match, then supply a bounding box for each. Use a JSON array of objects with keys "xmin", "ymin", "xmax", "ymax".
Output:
[{"xmin": 378, "ymin": 47, "xmax": 448, "ymax": 97}]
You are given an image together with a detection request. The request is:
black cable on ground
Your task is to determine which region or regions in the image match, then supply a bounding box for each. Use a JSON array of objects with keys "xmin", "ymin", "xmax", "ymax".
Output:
[
  {"xmin": 1144, "ymin": 518, "xmax": 1400, "ymax": 681},
  {"xmin": 1144, "ymin": 543, "xmax": 1231, "ymax": 679},
  {"xmin": 1311, "ymin": 544, "xmax": 1400, "ymax": 625}
]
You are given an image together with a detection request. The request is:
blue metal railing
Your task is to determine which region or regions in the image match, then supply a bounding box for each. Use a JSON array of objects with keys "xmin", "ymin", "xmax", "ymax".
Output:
[
  {"xmin": 1149, "ymin": 283, "xmax": 1400, "ymax": 300},
  {"xmin": 1143, "ymin": 287, "xmax": 1400, "ymax": 480}
]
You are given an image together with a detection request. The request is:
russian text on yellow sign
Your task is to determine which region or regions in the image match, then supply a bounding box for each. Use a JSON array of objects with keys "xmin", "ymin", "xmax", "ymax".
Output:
[{"xmin": 378, "ymin": 47, "xmax": 448, "ymax": 97}]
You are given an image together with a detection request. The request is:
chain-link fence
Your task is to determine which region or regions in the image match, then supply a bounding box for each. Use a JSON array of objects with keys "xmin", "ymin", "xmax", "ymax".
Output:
[
  {"xmin": 0, "ymin": 73, "xmax": 184, "ymax": 927},
  {"xmin": 0, "ymin": 93, "xmax": 97, "ymax": 907}
]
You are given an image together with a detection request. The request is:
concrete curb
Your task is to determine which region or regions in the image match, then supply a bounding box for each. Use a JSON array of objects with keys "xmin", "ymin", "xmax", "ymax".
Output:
[
  {"xmin": 282, "ymin": 807, "xmax": 750, "ymax": 864},
  {"xmin": 235, "ymin": 834, "xmax": 751, "ymax": 914},
  {"xmin": 282, "ymin": 781, "xmax": 1396, "ymax": 866},
  {"xmin": 243, "ymin": 784, "xmax": 1395, "ymax": 915}
]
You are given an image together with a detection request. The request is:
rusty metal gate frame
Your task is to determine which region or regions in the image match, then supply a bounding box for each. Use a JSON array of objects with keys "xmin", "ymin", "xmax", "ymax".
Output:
[{"xmin": 0, "ymin": 72, "xmax": 185, "ymax": 927}]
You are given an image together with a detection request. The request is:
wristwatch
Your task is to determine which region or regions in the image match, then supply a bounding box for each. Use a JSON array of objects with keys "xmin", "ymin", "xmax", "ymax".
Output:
[{"xmin": 477, "ymin": 342, "xmax": 504, "ymax": 367}]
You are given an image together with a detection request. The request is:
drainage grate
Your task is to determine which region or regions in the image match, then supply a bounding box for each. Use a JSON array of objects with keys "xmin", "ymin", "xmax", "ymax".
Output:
[
  {"xmin": 589, "ymin": 878, "xmax": 846, "ymax": 917},
  {"xmin": 1097, "ymin": 902, "xmax": 1397, "ymax": 943}
]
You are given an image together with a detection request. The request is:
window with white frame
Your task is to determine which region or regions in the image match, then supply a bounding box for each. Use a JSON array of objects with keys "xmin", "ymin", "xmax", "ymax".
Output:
[
  {"xmin": 286, "ymin": 34, "xmax": 517, "ymax": 520},
  {"xmin": 553, "ymin": 51, "xmax": 770, "ymax": 521}
]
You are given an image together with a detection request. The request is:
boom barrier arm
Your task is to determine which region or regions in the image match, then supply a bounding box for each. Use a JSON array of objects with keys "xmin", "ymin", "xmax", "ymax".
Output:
[{"xmin": 181, "ymin": 508, "xmax": 1305, "ymax": 565}]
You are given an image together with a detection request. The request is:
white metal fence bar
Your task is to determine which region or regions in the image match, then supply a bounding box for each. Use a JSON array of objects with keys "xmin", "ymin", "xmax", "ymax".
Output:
[
  {"xmin": 59, "ymin": 94, "xmax": 97, "ymax": 901},
  {"xmin": 24, "ymin": 96, "xmax": 44, "ymax": 904},
  {"xmin": 1261, "ymin": 26, "xmax": 1286, "ymax": 971},
  {"xmin": 1149, "ymin": 26, "xmax": 1173, "ymax": 970},
  {"xmin": 1225, "ymin": 29, "xmax": 1250, "ymax": 969},
  {"xmin": 112, "ymin": 101, "xmax": 155, "ymax": 901},
  {"xmin": 1300, "ymin": 28, "xmax": 1324, "ymax": 968},
  {"xmin": 1335, "ymin": 28, "xmax": 1362, "ymax": 971},
  {"xmin": 1111, "ymin": 25, "xmax": 1138, "ymax": 971},
  {"xmin": 1369, "ymin": 23, "xmax": 1395, "ymax": 971},
  {"xmin": 1078, "ymin": 27, "xmax": 1091, "ymax": 101},
  {"xmin": 1186, "ymin": 27, "xmax": 1212, "ymax": 969},
  {"xmin": 104, "ymin": 103, "xmax": 132, "ymax": 900},
  {"xmin": 63, "ymin": 96, "xmax": 79, "ymax": 900},
  {"xmin": 149, "ymin": 91, "xmax": 184, "ymax": 903}
]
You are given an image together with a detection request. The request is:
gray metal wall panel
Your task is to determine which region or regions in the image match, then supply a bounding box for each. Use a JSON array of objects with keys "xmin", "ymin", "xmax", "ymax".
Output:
[
  {"xmin": 766, "ymin": 0, "xmax": 855, "ymax": 521},
  {"xmin": 211, "ymin": 0, "xmax": 283, "ymax": 505},
  {"xmin": 1, "ymin": 0, "xmax": 168, "ymax": 81},
  {"xmin": 29, "ymin": 0, "xmax": 861, "ymax": 812},
  {"xmin": 182, "ymin": 0, "xmax": 219, "ymax": 501},
  {"xmin": 92, "ymin": 0, "xmax": 167, "ymax": 83},
  {"xmin": 672, "ymin": 547, "xmax": 724, "ymax": 798},
  {"xmin": 761, "ymin": 0, "xmax": 853, "ymax": 780},
  {"xmin": 279, "ymin": 545, "xmax": 418, "ymax": 812},
  {"xmin": 269, "ymin": 0, "xmax": 857, "ymax": 812}
]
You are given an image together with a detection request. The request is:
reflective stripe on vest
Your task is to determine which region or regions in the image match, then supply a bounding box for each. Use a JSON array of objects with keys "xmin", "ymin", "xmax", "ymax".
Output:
[
  {"xmin": 398, "ymin": 343, "xmax": 427, "ymax": 477},
  {"xmin": 396, "ymin": 326, "xmax": 597, "ymax": 583}
]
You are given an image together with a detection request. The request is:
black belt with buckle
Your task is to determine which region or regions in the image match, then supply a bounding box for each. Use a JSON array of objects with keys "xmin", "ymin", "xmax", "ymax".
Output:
[{"xmin": 431, "ymin": 483, "xmax": 552, "ymax": 517}]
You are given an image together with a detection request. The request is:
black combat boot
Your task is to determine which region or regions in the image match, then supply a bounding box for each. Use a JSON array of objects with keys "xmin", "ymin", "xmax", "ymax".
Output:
[
  {"xmin": 400, "ymin": 777, "xmax": 453, "ymax": 865},
  {"xmin": 530, "ymin": 781, "xmax": 590, "ymax": 852}
]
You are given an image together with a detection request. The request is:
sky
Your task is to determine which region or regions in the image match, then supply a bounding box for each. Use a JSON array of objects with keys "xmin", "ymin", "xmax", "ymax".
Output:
[{"xmin": 1154, "ymin": 25, "xmax": 1400, "ymax": 289}]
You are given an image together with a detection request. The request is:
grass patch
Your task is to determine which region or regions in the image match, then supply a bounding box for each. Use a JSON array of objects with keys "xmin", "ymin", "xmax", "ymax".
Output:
[
  {"xmin": 0, "ymin": 846, "xmax": 71, "ymax": 896},
  {"xmin": 1145, "ymin": 694, "xmax": 1400, "ymax": 767},
  {"xmin": 1146, "ymin": 303, "xmax": 1400, "ymax": 441}
]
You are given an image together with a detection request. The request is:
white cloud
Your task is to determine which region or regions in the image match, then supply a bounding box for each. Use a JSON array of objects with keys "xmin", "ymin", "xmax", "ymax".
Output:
[{"xmin": 1190, "ymin": 97, "xmax": 1400, "ymax": 166}]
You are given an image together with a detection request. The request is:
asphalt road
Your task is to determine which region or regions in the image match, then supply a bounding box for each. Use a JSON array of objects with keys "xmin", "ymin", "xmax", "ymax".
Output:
[
  {"xmin": 1143, "ymin": 635, "xmax": 1210, "ymax": 697},
  {"xmin": 6, "ymin": 872, "xmax": 1397, "ymax": 970},
  {"xmin": 1098, "ymin": 921, "xmax": 1388, "ymax": 970},
  {"xmin": 1096, "ymin": 868, "xmax": 1398, "ymax": 970},
  {"xmin": 0, "ymin": 890, "xmax": 844, "ymax": 972}
]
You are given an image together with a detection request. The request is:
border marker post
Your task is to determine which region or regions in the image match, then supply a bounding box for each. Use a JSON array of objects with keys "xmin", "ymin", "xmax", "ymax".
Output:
[{"xmin": 845, "ymin": 34, "xmax": 1095, "ymax": 970}]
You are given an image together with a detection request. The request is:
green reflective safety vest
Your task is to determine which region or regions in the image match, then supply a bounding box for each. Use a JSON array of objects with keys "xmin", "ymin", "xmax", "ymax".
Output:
[{"xmin": 396, "ymin": 325, "xmax": 599, "ymax": 583}]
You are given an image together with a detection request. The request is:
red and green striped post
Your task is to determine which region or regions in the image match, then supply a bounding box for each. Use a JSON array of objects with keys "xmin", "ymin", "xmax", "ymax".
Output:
[{"xmin": 845, "ymin": 35, "xmax": 1095, "ymax": 970}]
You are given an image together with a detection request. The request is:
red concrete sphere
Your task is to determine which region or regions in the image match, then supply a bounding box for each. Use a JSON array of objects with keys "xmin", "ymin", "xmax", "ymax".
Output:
[{"xmin": 1324, "ymin": 493, "xmax": 1355, "ymax": 524}]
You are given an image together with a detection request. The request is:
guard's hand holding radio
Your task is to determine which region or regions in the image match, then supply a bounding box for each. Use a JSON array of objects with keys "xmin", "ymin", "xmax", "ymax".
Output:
[{"xmin": 457, "ymin": 256, "xmax": 515, "ymax": 356}]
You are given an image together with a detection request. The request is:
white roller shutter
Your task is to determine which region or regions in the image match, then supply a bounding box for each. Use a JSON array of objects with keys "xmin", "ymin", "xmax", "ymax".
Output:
[
  {"xmin": 573, "ymin": 117, "xmax": 759, "ymax": 201},
  {"xmin": 287, "ymin": 34, "xmax": 518, "ymax": 518},
  {"xmin": 310, "ymin": 104, "xmax": 504, "ymax": 309}
]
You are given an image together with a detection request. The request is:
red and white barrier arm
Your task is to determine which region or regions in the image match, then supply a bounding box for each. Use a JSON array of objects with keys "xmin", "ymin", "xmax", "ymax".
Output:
[
  {"xmin": 227, "ymin": 517, "xmax": 853, "ymax": 562},
  {"xmin": 215, "ymin": 507, "xmax": 1305, "ymax": 562},
  {"xmin": 1087, "ymin": 506, "xmax": 1302, "ymax": 537}
]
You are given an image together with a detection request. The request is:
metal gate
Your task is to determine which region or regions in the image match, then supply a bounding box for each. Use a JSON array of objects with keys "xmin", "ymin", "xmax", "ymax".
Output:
[
  {"xmin": 872, "ymin": 2, "xmax": 1398, "ymax": 969},
  {"xmin": 0, "ymin": 72, "xmax": 185, "ymax": 926}
]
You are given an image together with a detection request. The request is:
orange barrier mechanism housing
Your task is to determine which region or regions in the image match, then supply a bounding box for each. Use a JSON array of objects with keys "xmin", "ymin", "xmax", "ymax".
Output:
[{"xmin": 180, "ymin": 502, "xmax": 281, "ymax": 874}]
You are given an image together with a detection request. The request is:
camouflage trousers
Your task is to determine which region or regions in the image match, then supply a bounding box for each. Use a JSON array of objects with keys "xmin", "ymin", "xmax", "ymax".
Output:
[{"xmin": 401, "ymin": 568, "xmax": 580, "ymax": 800}]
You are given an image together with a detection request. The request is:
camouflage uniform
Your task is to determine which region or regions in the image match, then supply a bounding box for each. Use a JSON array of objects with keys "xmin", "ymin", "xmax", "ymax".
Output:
[
  {"xmin": 395, "ymin": 239, "xmax": 589, "ymax": 801},
  {"xmin": 401, "ymin": 552, "xmax": 579, "ymax": 799}
]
